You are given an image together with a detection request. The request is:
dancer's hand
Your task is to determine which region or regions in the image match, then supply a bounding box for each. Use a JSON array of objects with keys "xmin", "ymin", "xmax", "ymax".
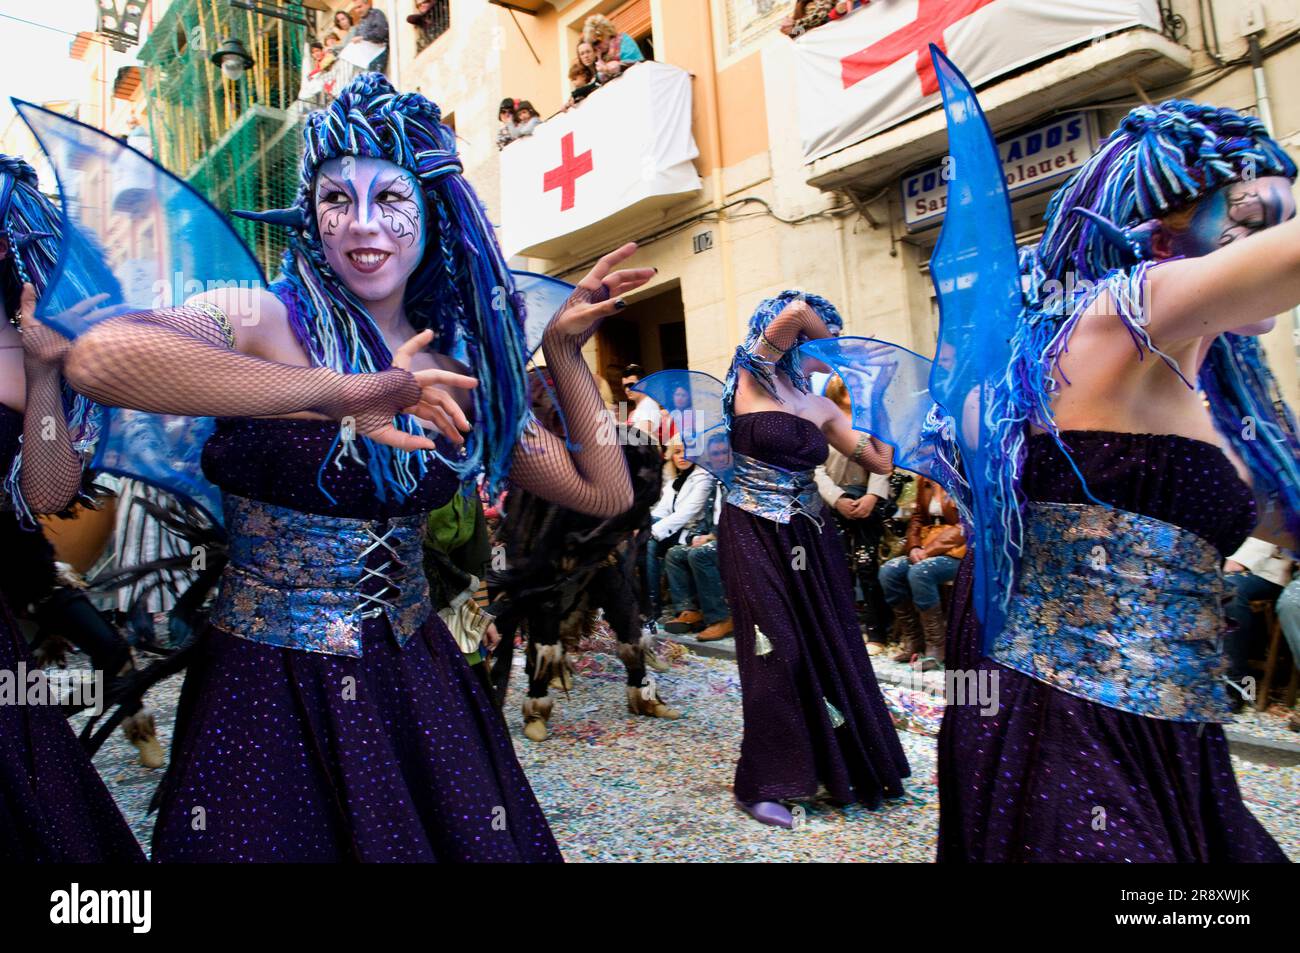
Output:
[
  {"xmin": 18, "ymin": 284, "xmax": 113, "ymax": 369},
  {"xmin": 378, "ymin": 329, "xmax": 478, "ymax": 449},
  {"xmin": 483, "ymin": 622, "xmax": 501, "ymax": 651},
  {"xmin": 546, "ymin": 242, "xmax": 656, "ymax": 343}
]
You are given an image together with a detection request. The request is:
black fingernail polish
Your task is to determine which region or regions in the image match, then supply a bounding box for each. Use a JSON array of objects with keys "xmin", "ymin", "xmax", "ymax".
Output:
[{"xmin": 614, "ymin": 298, "xmax": 627, "ymax": 310}]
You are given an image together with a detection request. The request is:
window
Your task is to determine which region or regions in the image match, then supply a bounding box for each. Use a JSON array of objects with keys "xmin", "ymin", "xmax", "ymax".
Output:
[
  {"xmin": 609, "ymin": 0, "xmax": 653, "ymax": 60},
  {"xmin": 723, "ymin": 0, "xmax": 787, "ymax": 56}
]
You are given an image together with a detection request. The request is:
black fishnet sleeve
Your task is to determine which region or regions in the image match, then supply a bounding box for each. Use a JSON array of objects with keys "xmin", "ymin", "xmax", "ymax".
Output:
[
  {"xmin": 62, "ymin": 307, "xmax": 421, "ymax": 435},
  {"xmin": 851, "ymin": 433, "xmax": 894, "ymax": 476},
  {"xmin": 509, "ymin": 289, "xmax": 633, "ymax": 518},
  {"xmin": 19, "ymin": 329, "xmax": 83, "ymax": 513},
  {"xmin": 759, "ymin": 299, "xmax": 832, "ymax": 354}
]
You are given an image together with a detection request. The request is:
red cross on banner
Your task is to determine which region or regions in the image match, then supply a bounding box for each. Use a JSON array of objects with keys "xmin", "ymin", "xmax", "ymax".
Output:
[
  {"xmin": 543, "ymin": 132, "xmax": 594, "ymax": 212},
  {"xmin": 841, "ymin": 0, "xmax": 998, "ymax": 95}
]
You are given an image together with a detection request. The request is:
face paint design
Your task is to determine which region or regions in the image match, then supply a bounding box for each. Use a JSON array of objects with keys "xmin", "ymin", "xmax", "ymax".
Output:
[
  {"xmin": 315, "ymin": 156, "xmax": 427, "ymax": 305},
  {"xmin": 1168, "ymin": 175, "xmax": 1296, "ymax": 259}
]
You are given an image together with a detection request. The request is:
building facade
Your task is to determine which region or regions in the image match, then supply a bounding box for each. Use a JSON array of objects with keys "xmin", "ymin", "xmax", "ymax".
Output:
[{"xmin": 400, "ymin": 0, "xmax": 1300, "ymax": 408}]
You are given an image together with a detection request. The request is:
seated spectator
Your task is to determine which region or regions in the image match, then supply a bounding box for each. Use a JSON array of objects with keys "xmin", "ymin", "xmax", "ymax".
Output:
[
  {"xmin": 815, "ymin": 376, "xmax": 894, "ymax": 654},
  {"xmin": 879, "ymin": 476, "xmax": 963, "ymax": 670},
  {"xmin": 622, "ymin": 363, "xmax": 674, "ymax": 447},
  {"xmin": 646, "ymin": 439, "xmax": 714, "ymax": 619},
  {"xmin": 1271, "ymin": 580, "xmax": 1300, "ymax": 731},
  {"xmin": 349, "ymin": 0, "xmax": 390, "ymax": 73},
  {"xmin": 514, "ymin": 101, "xmax": 541, "ymax": 138},
  {"xmin": 1223, "ymin": 537, "xmax": 1293, "ymax": 711},
  {"xmin": 583, "ymin": 14, "xmax": 644, "ymax": 82},
  {"xmin": 662, "ymin": 436, "xmax": 732, "ymax": 642}
]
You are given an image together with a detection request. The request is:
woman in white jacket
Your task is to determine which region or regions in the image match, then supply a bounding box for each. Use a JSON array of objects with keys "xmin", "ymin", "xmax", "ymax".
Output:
[{"xmin": 646, "ymin": 440, "xmax": 715, "ymax": 619}]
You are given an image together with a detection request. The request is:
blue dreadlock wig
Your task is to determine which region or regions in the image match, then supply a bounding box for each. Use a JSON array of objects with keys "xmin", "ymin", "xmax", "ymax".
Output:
[
  {"xmin": 983, "ymin": 100, "xmax": 1300, "ymax": 615},
  {"xmin": 260, "ymin": 73, "xmax": 530, "ymax": 502},
  {"xmin": 0, "ymin": 154, "xmax": 101, "ymax": 521},
  {"xmin": 722, "ymin": 290, "xmax": 843, "ymax": 425}
]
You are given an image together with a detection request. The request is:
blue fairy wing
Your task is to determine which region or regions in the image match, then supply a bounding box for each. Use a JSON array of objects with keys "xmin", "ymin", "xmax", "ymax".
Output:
[
  {"xmin": 630, "ymin": 369, "xmax": 733, "ymax": 485},
  {"xmin": 15, "ymin": 99, "xmax": 267, "ymax": 526},
  {"xmin": 797, "ymin": 336, "xmax": 953, "ymax": 485},
  {"xmin": 512, "ymin": 270, "xmax": 575, "ymax": 358},
  {"xmin": 927, "ymin": 47, "xmax": 1024, "ymax": 647}
]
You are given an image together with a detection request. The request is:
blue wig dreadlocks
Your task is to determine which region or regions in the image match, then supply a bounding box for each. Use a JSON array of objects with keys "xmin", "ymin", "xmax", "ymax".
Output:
[
  {"xmin": 1, "ymin": 154, "xmax": 101, "ymax": 521},
  {"xmin": 722, "ymin": 290, "xmax": 843, "ymax": 426},
  {"xmin": 982, "ymin": 100, "xmax": 1300, "ymax": 617},
  {"xmin": 256, "ymin": 73, "xmax": 530, "ymax": 502}
]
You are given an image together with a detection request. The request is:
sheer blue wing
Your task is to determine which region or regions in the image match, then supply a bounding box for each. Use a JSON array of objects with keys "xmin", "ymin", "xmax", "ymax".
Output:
[
  {"xmin": 927, "ymin": 47, "xmax": 1024, "ymax": 649},
  {"xmin": 512, "ymin": 270, "xmax": 575, "ymax": 358},
  {"xmin": 15, "ymin": 99, "xmax": 267, "ymax": 526},
  {"xmin": 797, "ymin": 336, "xmax": 951, "ymax": 484},
  {"xmin": 630, "ymin": 369, "xmax": 733, "ymax": 485}
]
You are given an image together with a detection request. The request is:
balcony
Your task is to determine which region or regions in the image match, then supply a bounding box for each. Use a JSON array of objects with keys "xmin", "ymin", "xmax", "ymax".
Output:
[
  {"xmin": 795, "ymin": 1, "xmax": 1192, "ymax": 193},
  {"xmin": 498, "ymin": 62, "xmax": 702, "ymax": 260}
]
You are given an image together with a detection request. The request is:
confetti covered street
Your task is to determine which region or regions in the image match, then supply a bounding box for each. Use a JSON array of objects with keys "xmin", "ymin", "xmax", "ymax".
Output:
[{"xmin": 81, "ymin": 633, "xmax": 1300, "ymax": 863}]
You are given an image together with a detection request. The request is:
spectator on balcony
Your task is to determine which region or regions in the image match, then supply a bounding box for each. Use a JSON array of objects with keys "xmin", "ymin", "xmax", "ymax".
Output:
[
  {"xmin": 329, "ymin": 9, "xmax": 355, "ymax": 51},
  {"xmin": 780, "ymin": 0, "xmax": 834, "ymax": 38},
  {"xmin": 513, "ymin": 101, "xmax": 540, "ymax": 138},
  {"xmin": 408, "ymin": 0, "xmax": 447, "ymax": 54},
  {"xmin": 306, "ymin": 40, "xmax": 327, "ymax": 78},
  {"xmin": 565, "ymin": 60, "xmax": 596, "ymax": 111},
  {"xmin": 349, "ymin": 0, "xmax": 390, "ymax": 72},
  {"xmin": 496, "ymin": 98, "xmax": 519, "ymax": 151},
  {"xmin": 583, "ymin": 15, "xmax": 643, "ymax": 82}
]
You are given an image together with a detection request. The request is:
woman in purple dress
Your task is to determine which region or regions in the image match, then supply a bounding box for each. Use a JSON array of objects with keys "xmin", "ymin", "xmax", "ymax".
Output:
[
  {"xmin": 938, "ymin": 102, "xmax": 1299, "ymax": 862},
  {"xmin": 0, "ymin": 155, "xmax": 144, "ymax": 862},
  {"xmin": 717, "ymin": 291, "xmax": 909, "ymax": 829},
  {"xmin": 50, "ymin": 76, "xmax": 651, "ymax": 862}
]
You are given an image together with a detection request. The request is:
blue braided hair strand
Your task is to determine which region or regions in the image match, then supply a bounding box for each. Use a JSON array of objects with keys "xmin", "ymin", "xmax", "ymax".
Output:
[
  {"xmin": 1, "ymin": 154, "xmax": 102, "ymax": 522},
  {"xmin": 271, "ymin": 73, "xmax": 530, "ymax": 502},
  {"xmin": 722, "ymin": 290, "xmax": 843, "ymax": 426}
]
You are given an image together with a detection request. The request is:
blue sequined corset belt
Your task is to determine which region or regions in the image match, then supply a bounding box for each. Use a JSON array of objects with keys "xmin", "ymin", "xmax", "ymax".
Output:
[
  {"xmin": 725, "ymin": 451, "xmax": 824, "ymax": 525},
  {"xmin": 992, "ymin": 502, "xmax": 1233, "ymax": 723},
  {"xmin": 211, "ymin": 494, "xmax": 431, "ymax": 658}
]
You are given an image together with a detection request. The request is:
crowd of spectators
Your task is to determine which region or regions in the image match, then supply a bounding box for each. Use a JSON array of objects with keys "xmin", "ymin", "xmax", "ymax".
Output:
[
  {"xmin": 298, "ymin": 1, "xmax": 390, "ymax": 107},
  {"xmin": 496, "ymin": 99, "xmax": 540, "ymax": 151}
]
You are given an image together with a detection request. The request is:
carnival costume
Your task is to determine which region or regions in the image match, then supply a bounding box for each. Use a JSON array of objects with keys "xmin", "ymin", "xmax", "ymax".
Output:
[{"xmin": 22, "ymin": 74, "xmax": 639, "ymax": 861}]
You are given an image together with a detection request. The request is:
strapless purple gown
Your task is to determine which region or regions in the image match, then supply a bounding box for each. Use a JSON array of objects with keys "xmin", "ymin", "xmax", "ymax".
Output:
[
  {"xmin": 939, "ymin": 431, "xmax": 1288, "ymax": 862},
  {"xmin": 151, "ymin": 418, "xmax": 561, "ymax": 862},
  {"xmin": 0, "ymin": 406, "xmax": 144, "ymax": 862},
  {"xmin": 717, "ymin": 412, "xmax": 909, "ymax": 806}
]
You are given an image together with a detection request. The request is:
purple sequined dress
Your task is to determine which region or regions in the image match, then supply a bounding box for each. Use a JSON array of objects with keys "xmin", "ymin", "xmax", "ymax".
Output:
[
  {"xmin": 0, "ymin": 406, "xmax": 144, "ymax": 862},
  {"xmin": 939, "ymin": 431, "xmax": 1288, "ymax": 862},
  {"xmin": 151, "ymin": 418, "xmax": 561, "ymax": 862},
  {"xmin": 717, "ymin": 412, "xmax": 910, "ymax": 806}
]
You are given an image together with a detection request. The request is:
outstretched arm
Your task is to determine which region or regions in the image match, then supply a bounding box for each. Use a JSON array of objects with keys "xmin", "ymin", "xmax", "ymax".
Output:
[
  {"xmin": 820, "ymin": 395, "xmax": 894, "ymax": 475},
  {"xmin": 59, "ymin": 289, "xmax": 469, "ymax": 452},
  {"xmin": 1146, "ymin": 213, "xmax": 1300, "ymax": 346},
  {"xmin": 509, "ymin": 243, "xmax": 654, "ymax": 517}
]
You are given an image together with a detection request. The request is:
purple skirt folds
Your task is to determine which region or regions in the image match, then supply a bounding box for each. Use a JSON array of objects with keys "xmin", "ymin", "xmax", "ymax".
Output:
[
  {"xmin": 937, "ymin": 432, "xmax": 1289, "ymax": 863},
  {"xmin": 0, "ymin": 598, "xmax": 144, "ymax": 863},
  {"xmin": 716, "ymin": 413, "xmax": 909, "ymax": 807},
  {"xmin": 152, "ymin": 614, "xmax": 562, "ymax": 863}
]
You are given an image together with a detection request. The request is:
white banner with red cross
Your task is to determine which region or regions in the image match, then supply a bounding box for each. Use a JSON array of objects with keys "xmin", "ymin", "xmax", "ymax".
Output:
[
  {"xmin": 499, "ymin": 61, "xmax": 701, "ymax": 259},
  {"xmin": 795, "ymin": 0, "xmax": 1161, "ymax": 162}
]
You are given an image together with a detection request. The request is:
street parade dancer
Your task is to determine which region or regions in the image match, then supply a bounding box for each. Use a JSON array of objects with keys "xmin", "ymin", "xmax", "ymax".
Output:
[
  {"xmin": 0, "ymin": 154, "xmax": 144, "ymax": 861},
  {"xmin": 931, "ymin": 64, "xmax": 1300, "ymax": 862},
  {"xmin": 716, "ymin": 290, "xmax": 910, "ymax": 829},
  {"xmin": 44, "ymin": 74, "xmax": 651, "ymax": 862}
]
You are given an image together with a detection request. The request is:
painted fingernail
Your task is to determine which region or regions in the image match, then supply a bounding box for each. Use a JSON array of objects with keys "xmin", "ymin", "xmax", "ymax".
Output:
[
  {"xmin": 652, "ymin": 267, "xmax": 659, "ymax": 273},
  {"xmin": 614, "ymin": 298, "xmax": 627, "ymax": 310}
]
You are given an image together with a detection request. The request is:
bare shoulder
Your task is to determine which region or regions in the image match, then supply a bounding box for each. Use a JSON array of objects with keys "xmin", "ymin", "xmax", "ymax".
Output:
[
  {"xmin": 806, "ymin": 393, "xmax": 841, "ymax": 428},
  {"xmin": 184, "ymin": 286, "xmax": 288, "ymax": 353}
]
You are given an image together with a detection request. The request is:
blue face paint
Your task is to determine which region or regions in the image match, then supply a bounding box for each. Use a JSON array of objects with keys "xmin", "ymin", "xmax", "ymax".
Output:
[{"xmin": 1170, "ymin": 175, "xmax": 1297, "ymax": 259}]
